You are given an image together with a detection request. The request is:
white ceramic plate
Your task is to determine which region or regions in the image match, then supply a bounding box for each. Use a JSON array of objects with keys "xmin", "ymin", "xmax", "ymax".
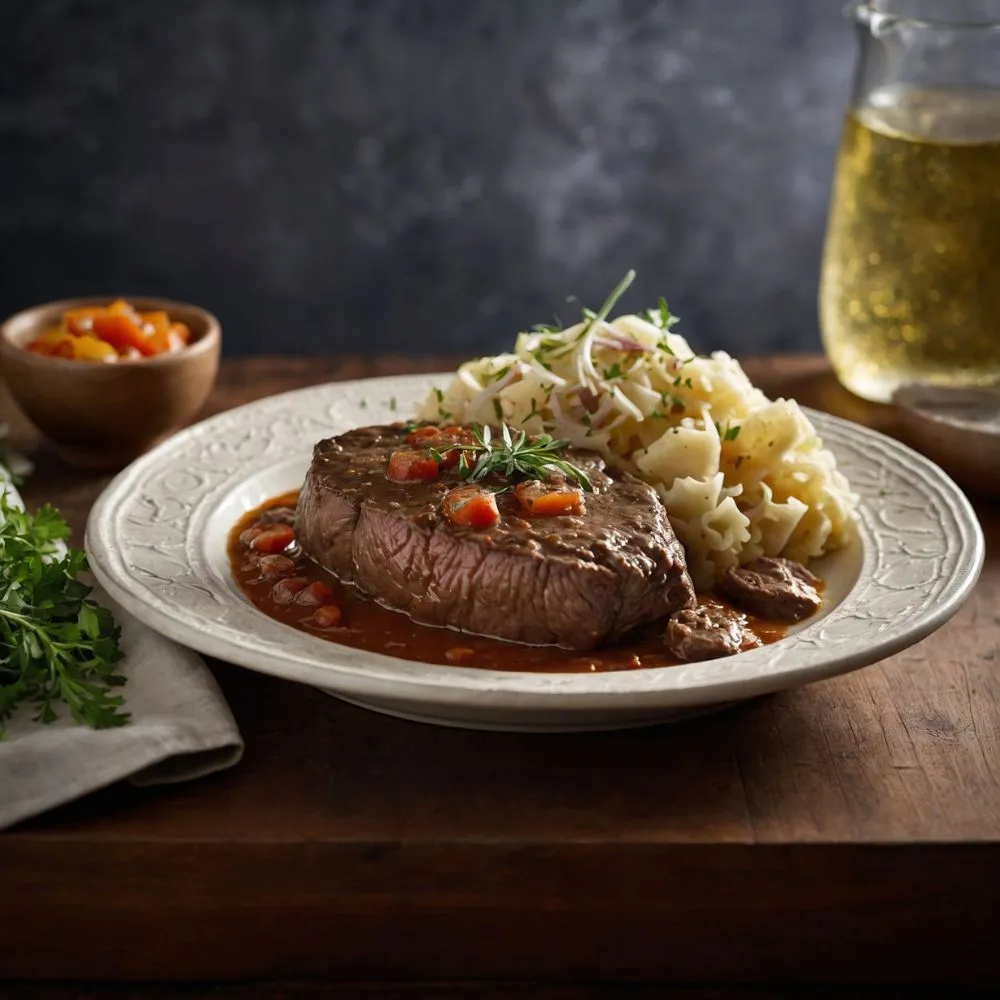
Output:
[{"xmin": 85, "ymin": 374, "xmax": 984, "ymax": 731}]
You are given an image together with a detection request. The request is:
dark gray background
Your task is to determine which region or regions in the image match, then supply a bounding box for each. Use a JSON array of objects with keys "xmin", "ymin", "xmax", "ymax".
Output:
[{"xmin": 1, "ymin": 0, "xmax": 854, "ymax": 357}]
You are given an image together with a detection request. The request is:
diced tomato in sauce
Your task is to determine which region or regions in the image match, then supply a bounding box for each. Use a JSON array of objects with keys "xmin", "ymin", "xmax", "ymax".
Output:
[
  {"xmin": 515, "ymin": 480, "xmax": 585, "ymax": 517},
  {"xmin": 386, "ymin": 449, "xmax": 440, "ymax": 482},
  {"xmin": 296, "ymin": 580, "xmax": 334, "ymax": 606},
  {"xmin": 404, "ymin": 424, "xmax": 475, "ymax": 448},
  {"xmin": 441, "ymin": 485, "xmax": 500, "ymax": 528},
  {"xmin": 312, "ymin": 604, "xmax": 343, "ymax": 628},
  {"xmin": 405, "ymin": 426, "xmax": 443, "ymax": 444},
  {"xmin": 252, "ymin": 524, "xmax": 296, "ymax": 553},
  {"xmin": 271, "ymin": 577, "xmax": 309, "ymax": 604}
]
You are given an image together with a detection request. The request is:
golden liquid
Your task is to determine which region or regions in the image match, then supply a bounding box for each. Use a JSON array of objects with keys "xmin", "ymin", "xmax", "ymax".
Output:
[{"xmin": 820, "ymin": 87, "xmax": 1000, "ymax": 403}]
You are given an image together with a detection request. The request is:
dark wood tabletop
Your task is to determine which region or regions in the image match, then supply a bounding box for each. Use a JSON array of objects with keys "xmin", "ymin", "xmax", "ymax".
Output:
[{"xmin": 2, "ymin": 356, "xmax": 999, "ymax": 997}]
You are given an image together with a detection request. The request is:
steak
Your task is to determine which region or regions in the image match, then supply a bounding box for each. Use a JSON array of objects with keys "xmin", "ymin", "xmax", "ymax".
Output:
[
  {"xmin": 294, "ymin": 424, "xmax": 695, "ymax": 650},
  {"xmin": 720, "ymin": 557, "xmax": 821, "ymax": 622},
  {"xmin": 663, "ymin": 603, "xmax": 761, "ymax": 662}
]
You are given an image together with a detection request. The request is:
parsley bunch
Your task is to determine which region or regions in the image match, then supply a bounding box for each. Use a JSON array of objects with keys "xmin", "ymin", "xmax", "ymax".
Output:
[{"xmin": 0, "ymin": 498, "xmax": 127, "ymax": 736}]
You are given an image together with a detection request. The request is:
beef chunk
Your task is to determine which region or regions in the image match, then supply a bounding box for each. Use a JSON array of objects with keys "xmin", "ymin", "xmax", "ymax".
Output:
[
  {"xmin": 295, "ymin": 424, "xmax": 696, "ymax": 650},
  {"xmin": 664, "ymin": 603, "xmax": 761, "ymax": 662},
  {"xmin": 720, "ymin": 556, "xmax": 821, "ymax": 622}
]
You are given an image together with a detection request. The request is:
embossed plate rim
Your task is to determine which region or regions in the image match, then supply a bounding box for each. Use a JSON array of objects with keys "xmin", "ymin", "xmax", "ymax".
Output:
[{"xmin": 85, "ymin": 373, "xmax": 985, "ymax": 717}]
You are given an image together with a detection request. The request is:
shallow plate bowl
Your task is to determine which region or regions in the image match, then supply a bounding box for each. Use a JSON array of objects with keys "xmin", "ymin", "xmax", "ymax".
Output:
[{"xmin": 85, "ymin": 375, "xmax": 984, "ymax": 731}]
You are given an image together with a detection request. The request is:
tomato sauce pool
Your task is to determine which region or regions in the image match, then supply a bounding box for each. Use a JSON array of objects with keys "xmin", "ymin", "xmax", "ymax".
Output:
[{"xmin": 229, "ymin": 492, "xmax": 789, "ymax": 673}]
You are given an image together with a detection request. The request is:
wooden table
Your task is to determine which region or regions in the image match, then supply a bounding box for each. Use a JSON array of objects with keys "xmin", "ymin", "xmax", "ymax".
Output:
[{"xmin": 2, "ymin": 356, "xmax": 999, "ymax": 997}]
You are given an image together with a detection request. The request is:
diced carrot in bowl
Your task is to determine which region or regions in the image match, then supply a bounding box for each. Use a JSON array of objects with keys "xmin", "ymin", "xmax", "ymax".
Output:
[
  {"xmin": 92, "ymin": 313, "xmax": 157, "ymax": 356},
  {"xmin": 24, "ymin": 299, "xmax": 195, "ymax": 362}
]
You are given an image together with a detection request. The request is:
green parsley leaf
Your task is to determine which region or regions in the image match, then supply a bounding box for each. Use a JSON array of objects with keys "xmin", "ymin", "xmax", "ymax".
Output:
[{"xmin": 0, "ymin": 497, "xmax": 127, "ymax": 737}]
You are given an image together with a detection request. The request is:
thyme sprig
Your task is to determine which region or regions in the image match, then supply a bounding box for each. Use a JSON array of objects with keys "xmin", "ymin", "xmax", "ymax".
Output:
[{"xmin": 433, "ymin": 424, "xmax": 593, "ymax": 493}]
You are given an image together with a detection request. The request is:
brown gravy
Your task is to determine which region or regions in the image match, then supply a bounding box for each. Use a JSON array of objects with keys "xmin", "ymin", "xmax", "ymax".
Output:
[{"xmin": 228, "ymin": 492, "xmax": 789, "ymax": 673}]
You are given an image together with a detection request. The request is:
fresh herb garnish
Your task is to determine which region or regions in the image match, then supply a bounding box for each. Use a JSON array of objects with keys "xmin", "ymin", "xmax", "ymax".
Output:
[
  {"xmin": 578, "ymin": 270, "xmax": 636, "ymax": 342},
  {"xmin": 388, "ymin": 396, "xmax": 397, "ymax": 412},
  {"xmin": 0, "ymin": 498, "xmax": 126, "ymax": 736},
  {"xmin": 645, "ymin": 295, "xmax": 680, "ymax": 336},
  {"xmin": 715, "ymin": 422, "xmax": 741, "ymax": 442},
  {"xmin": 659, "ymin": 391, "xmax": 685, "ymax": 413},
  {"xmin": 450, "ymin": 424, "xmax": 593, "ymax": 493},
  {"xmin": 602, "ymin": 362, "xmax": 623, "ymax": 380},
  {"xmin": 492, "ymin": 398, "xmax": 504, "ymax": 422}
]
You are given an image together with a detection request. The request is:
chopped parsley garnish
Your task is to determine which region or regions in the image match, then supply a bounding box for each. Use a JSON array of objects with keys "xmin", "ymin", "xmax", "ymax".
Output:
[
  {"xmin": 388, "ymin": 396, "xmax": 397, "ymax": 412},
  {"xmin": 659, "ymin": 391, "xmax": 685, "ymax": 412},
  {"xmin": 645, "ymin": 295, "xmax": 680, "ymax": 334}
]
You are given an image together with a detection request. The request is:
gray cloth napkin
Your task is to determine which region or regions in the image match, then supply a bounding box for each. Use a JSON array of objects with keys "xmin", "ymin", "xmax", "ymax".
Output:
[{"xmin": 0, "ymin": 590, "xmax": 243, "ymax": 830}]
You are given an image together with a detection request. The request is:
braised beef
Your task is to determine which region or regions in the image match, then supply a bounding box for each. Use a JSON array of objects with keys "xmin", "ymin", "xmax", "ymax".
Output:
[
  {"xmin": 664, "ymin": 603, "xmax": 761, "ymax": 661},
  {"xmin": 720, "ymin": 556, "xmax": 821, "ymax": 622},
  {"xmin": 294, "ymin": 424, "xmax": 696, "ymax": 650}
]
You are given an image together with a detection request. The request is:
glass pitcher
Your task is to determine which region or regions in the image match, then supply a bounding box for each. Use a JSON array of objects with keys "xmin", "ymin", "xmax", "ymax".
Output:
[{"xmin": 819, "ymin": 1, "xmax": 1000, "ymax": 403}]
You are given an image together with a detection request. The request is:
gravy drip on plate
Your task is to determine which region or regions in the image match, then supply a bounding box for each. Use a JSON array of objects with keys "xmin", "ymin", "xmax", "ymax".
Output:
[{"xmin": 228, "ymin": 493, "xmax": 791, "ymax": 674}]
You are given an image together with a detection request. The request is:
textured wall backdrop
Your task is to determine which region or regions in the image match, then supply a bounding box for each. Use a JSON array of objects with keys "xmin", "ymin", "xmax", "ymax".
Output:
[{"xmin": 1, "ymin": 0, "xmax": 854, "ymax": 356}]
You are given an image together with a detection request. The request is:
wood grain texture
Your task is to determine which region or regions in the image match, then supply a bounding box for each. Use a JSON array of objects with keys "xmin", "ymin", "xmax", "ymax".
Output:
[
  {"xmin": 1, "ymin": 356, "xmax": 998, "ymax": 987},
  {"xmin": 9, "ymin": 986, "xmax": 997, "ymax": 1000}
]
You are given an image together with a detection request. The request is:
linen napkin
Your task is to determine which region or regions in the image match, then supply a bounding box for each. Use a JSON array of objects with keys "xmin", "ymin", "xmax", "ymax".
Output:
[{"xmin": 0, "ymin": 476, "xmax": 243, "ymax": 831}]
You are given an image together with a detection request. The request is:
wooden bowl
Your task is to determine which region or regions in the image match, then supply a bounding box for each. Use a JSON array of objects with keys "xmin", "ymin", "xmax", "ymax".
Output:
[{"xmin": 0, "ymin": 296, "xmax": 221, "ymax": 470}]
